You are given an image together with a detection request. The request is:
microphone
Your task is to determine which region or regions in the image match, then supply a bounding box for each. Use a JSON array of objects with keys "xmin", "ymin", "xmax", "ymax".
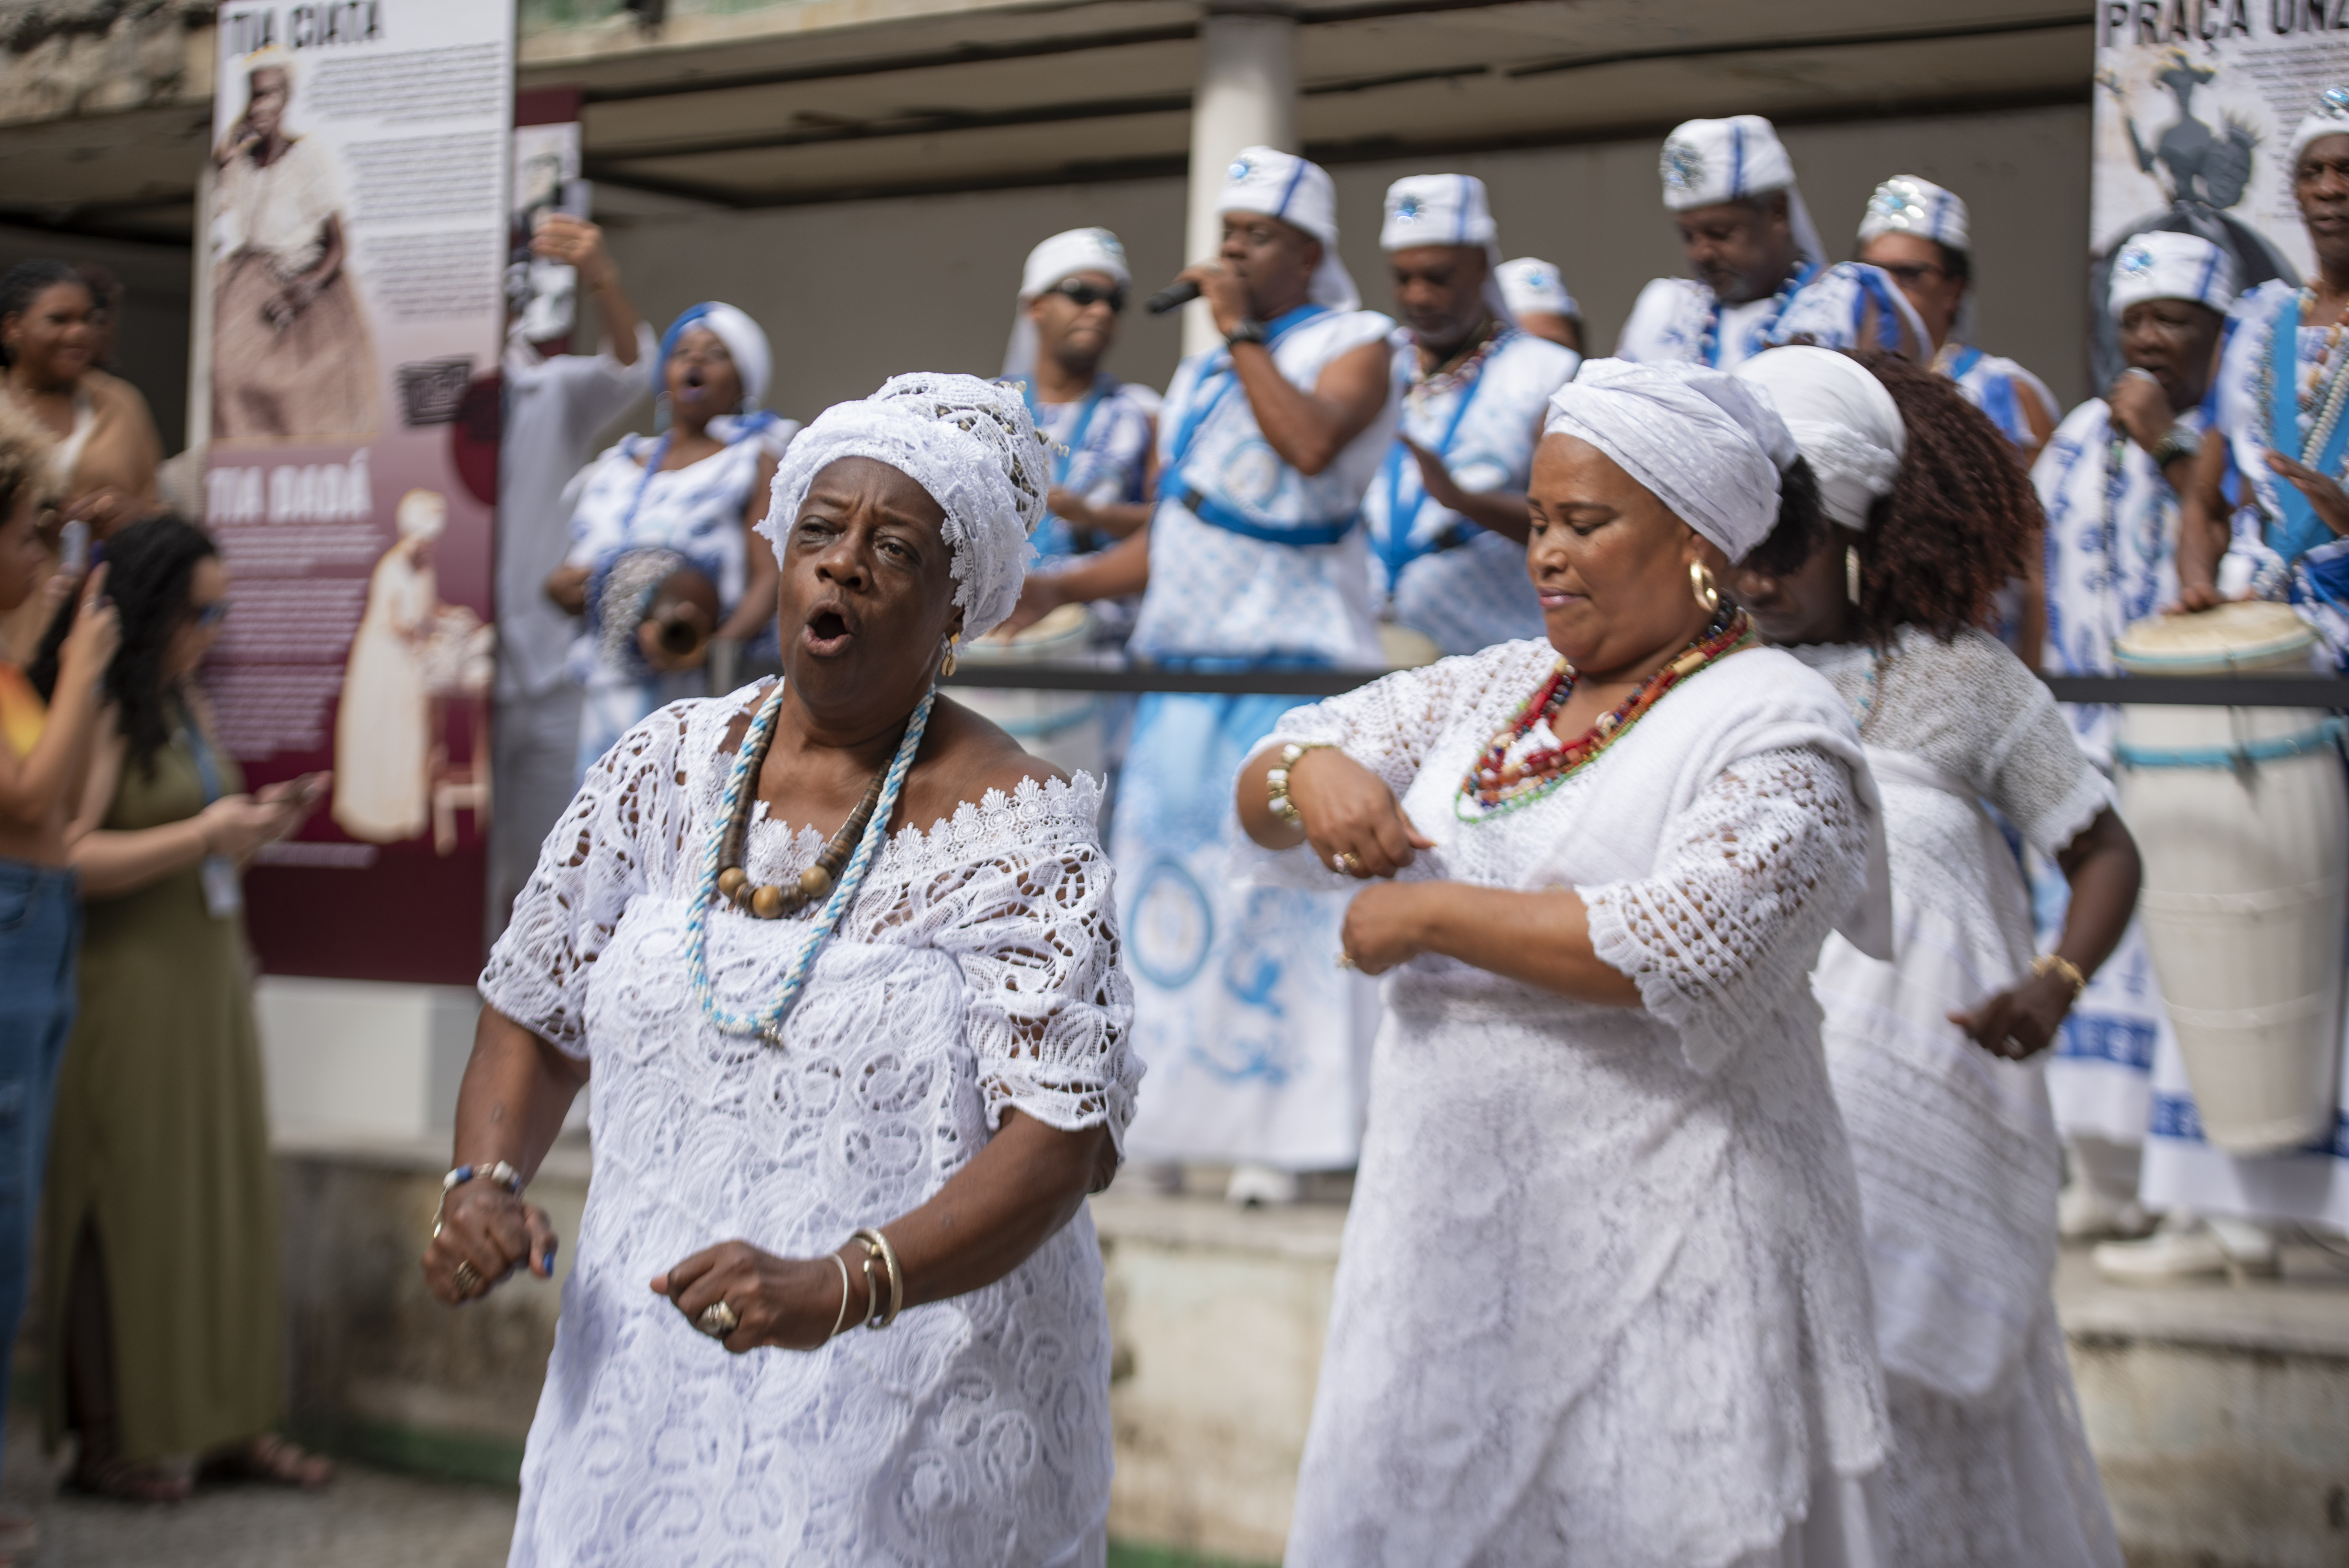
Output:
[{"xmin": 1146, "ymin": 280, "xmax": 1201, "ymax": 315}]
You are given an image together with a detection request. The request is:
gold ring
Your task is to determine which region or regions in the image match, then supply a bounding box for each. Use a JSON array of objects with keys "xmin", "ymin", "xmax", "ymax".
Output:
[
  {"xmin": 1340, "ymin": 852, "xmax": 1364, "ymax": 876},
  {"xmin": 1335, "ymin": 951, "xmax": 1357, "ymax": 970},
  {"xmin": 697, "ymin": 1300, "xmax": 741, "ymax": 1339},
  {"xmin": 451, "ymin": 1260, "xmax": 483, "ymax": 1296}
]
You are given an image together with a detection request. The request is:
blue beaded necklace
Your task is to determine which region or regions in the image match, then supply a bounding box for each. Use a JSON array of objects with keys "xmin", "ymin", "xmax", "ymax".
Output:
[{"xmin": 1697, "ymin": 261, "xmax": 1818, "ymax": 368}]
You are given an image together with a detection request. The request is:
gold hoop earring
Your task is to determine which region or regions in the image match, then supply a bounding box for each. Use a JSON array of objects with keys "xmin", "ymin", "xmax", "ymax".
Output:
[
  {"xmin": 1845, "ymin": 546, "xmax": 1862, "ymax": 606},
  {"xmin": 1688, "ymin": 561, "xmax": 1720, "ymax": 614},
  {"xmin": 940, "ymin": 637, "xmax": 960, "ymax": 679}
]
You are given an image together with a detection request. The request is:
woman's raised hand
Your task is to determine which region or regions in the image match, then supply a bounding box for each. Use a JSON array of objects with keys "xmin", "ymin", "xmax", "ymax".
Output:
[
  {"xmin": 422, "ymin": 1180, "xmax": 561, "ymax": 1305},
  {"xmin": 1288, "ymin": 748, "xmax": 1433, "ymax": 879},
  {"xmin": 57, "ymin": 564, "xmax": 119, "ymax": 687},
  {"xmin": 652, "ymin": 1242, "xmax": 860, "ymax": 1353}
]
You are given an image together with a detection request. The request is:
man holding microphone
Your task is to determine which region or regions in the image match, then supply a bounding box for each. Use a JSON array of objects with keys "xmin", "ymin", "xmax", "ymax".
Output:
[{"xmin": 1070, "ymin": 147, "xmax": 1396, "ymax": 1204}]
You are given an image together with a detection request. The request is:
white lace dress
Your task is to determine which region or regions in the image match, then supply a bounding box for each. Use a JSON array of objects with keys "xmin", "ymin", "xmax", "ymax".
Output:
[
  {"xmin": 1268, "ymin": 640, "xmax": 1892, "ymax": 1568},
  {"xmin": 1791, "ymin": 629, "xmax": 2122, "ymax": 1568},
  {"xmin": 479, "ymin": 687, "xmax": 1142, "ymax": 1567}
]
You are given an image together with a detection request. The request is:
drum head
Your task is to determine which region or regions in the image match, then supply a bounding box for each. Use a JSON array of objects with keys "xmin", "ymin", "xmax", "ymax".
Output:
[{"xmin": 2114, "ymin": 601, "xmax": 2316, "ymax": 675}]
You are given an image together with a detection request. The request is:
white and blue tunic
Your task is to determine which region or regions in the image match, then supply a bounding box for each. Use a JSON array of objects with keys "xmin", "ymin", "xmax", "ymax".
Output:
[
  {"xmin": 2030, "ymin": 398, "xmax": 2199, "ymax": 1150},
  {"xmin": 1363, "ymin": 326, "xmax": 1580, "ymax": 655},
  {"xmin": 1616, "ymin": 261, "xmax": 1919, "ymax": 369},
  {"xmin": 1117, "ymin": 304, "xmax": 1396, "ymax": 1170},
  {"xmin": 562, "ymin": 412, "xmax": 793, "ymax": 776},
  {"xmin": 1015, "ymin": 375, "xmax": 1159, "ymax": 564},
  {"xmin": 2205, "ymin": 279, "xmax": 2349, "ymax": 665},
  {"xmin": 1941, "ymin": 342, "xmax": 2059, "ymax": 455}
]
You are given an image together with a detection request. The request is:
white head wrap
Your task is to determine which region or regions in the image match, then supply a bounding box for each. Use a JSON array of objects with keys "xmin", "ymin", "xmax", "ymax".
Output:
[
  {"xmin": 1543, "ymin": 358, "xmax": 1795, "ymax": 562},
  {"xmin": 1857, "ymin": 174, "xmax": 1970, "ymax": 253},
  {"xmin": 656, "ymin": 302, "xmax": 772, "ymax": 411},
  {"xmin": 1658, "ymin": 115, "xmax": 1825, "ymax": 267},
  {"xmin": 1496, "ymin": 257, "xmax": 1578, "ymax": 320},
  {"xmin": 1219, "ymin": 147, "xmax": 1359, "ymax": 311},
  {"xmin": 1000, "ymin": 227, "xmax": 1132, "ymax": 382},
  {"xmin": 758, "ymin": 374, "xmax": 1051, "ymax": 641},
  {"xmin": 1734, "ymin": 346, "xmax": 1905, "ymax": 533},
  {"xmin": 1381, "ymin": 173, "xmax": 1512, "ymax": 322},
  {"xmin": 2289, "ymin": 85, "xmax": 2349, "ymax": 175},
  {"xmin": 2106, "ymin": 230, "xmax": 2239, "ymax": 320}
]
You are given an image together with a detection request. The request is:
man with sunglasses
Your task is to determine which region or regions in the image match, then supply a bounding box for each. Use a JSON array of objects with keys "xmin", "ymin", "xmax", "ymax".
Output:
[
  {"xmin": 1856, "ymin": 174, "xmax": 2059, "ymax": 464},
  {"xmin": 1618, "ymin": 114, "xmax": 1926, "ymax": 370},
  {"xmin": 1367, "ymin": 174, "xmax": 1580, "ymax": 657},
  {"xmin": 1000, "ymin": 228, "xmax": 1160, "ymax": 574}
]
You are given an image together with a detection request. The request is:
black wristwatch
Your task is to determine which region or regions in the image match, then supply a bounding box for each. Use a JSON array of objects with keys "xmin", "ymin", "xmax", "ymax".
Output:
[
  {"xmin": 2149, "ymin": 422, "xmax": 2202, "ymax": 469},
  {"xmin": 1224, "ymin": 317, "xmax": 1268, "ymax": 347}
]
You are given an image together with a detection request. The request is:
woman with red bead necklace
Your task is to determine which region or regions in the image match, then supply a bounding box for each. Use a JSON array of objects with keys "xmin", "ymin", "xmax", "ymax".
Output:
[{"xmin": 1242, "ymin": 358, "xmax": 1894, "ymax": 1566}]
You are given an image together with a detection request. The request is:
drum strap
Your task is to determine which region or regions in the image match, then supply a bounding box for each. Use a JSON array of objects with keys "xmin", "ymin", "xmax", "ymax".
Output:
[{"xmin": 2114, "ymin": 716, "xmax": 2345, "ymax": 770}]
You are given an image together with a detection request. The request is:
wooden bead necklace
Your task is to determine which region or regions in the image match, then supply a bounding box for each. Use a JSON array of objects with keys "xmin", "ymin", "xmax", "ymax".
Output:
[
  {"xmin": 1455, "ymin": 606, "xmax": 1752, "ymax": 822},
  {"xmin": 714, "ymin": 704, "xmax": 903, "ymax": 921}
]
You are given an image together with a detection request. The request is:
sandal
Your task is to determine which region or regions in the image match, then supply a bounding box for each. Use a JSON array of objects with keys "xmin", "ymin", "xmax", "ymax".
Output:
[
  {"xmin": 65, "ymin": 1456, "xmax": 192, "ymax": 1505},
  {"xmin": 200, "ymin": 1432, "xmax": 335, "ymax": 1490}
]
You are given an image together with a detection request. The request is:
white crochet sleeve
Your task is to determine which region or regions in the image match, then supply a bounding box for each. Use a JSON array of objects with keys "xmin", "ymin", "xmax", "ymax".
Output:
[
  {"xmin": 1266, "ymin": 641, "xmax": 1552, "ymax": 798},
  {"xmin": 477, "ymin": 704, "xmax": 694, "ymax": 1058},
  {"xmin": 844, "ymin": 780, "xmax": 1142, "ymax": 1152},
  {"xmin": 1583, "ymin": 745, "xmax": 1867, "ymax": 1075}
]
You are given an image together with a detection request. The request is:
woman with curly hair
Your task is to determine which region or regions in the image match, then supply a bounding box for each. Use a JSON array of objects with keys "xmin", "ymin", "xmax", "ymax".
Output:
[
  {"xmin": 1731, "ymin": 346, "xmax": 2139, "ymax": 1567},
  {"xmin": 29, "ymin": 516, "xmax": 332, "ymax": 1500}
]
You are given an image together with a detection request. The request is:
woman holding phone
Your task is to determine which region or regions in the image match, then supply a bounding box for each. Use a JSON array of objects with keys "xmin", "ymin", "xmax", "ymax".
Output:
[{"xmin": 29, "ymin": 516, "xmax": 334, "ymax": 1500}]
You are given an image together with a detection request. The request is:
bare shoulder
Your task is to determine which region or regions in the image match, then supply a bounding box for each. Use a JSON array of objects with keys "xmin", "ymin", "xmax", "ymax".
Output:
[{"xmin": 903, "ymin": 696, "xmax": 1071, "ymax": 820}]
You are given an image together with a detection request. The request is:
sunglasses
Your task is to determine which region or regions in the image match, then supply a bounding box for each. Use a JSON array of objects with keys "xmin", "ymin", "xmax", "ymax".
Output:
[
  {"xmin": 1046, "ymin": 279, "xmax": 1127, "ymax": 313},
  {"xmin": 1874, "ymin": 261, "xmax": 1950, "ymax": 286},
  {"xmin": 193, "ymin": 598, "xmax": 232, "ymax": 629}
]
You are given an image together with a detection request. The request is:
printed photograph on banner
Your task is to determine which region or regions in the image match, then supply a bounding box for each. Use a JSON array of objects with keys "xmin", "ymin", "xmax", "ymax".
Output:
[
  {"xmin": 2088, "ymin": 12, "xmax": 2349, "ymax": 383},
  {"xmin": 203, "ymin": 0, "xmax": 514, "ymax": 984},
  {"xmin": 509, "ymin": 122, "xmax": 585, "ymax": 345}
]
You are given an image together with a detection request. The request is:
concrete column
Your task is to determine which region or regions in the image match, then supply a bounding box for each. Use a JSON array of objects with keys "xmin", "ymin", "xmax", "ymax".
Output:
[
  {"xmin": 1183, "ymin": 8, "xmax": 1298, "ymax": 358},
  {"xmin": 186, "ymin": 161, "xmax": 216, "ymax": 452}
]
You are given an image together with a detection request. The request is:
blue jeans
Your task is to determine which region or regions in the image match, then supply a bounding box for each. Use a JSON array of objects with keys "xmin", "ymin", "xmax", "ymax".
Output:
[{"xmin": 0, "ymin": 860, "xmax": 78, "ymax": 1462}]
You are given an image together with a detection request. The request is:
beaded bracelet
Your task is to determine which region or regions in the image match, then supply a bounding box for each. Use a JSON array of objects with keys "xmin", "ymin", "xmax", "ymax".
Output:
[
  {"xmin": 442, "ymin": 1160, "xmax": 524, "ymax": 1196},
  {"xmin": 1267, "ymin": 742, "xmax": 1334, "ymax": 827}
]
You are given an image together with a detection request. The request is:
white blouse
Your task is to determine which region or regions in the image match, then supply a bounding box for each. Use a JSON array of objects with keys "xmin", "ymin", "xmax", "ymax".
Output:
[{"xmin": 481, "ymin": 685, "xmax": 1142, "ymax": 1565}]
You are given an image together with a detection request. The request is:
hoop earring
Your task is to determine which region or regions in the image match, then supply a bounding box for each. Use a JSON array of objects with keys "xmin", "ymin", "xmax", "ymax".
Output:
[
  {"xmin": 1845, "ymin": 546, "xmax": 1862, "ymax": 605},
  {"xmin": 1688, "ymin": 561, "xmax": 1720, "ymax": 614},
  {"xmin": 940, "ymin": 636, "xmax": 960, "ymax": 679}
]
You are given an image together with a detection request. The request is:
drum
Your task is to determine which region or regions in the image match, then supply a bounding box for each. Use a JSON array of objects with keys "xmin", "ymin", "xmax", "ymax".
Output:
[
  {"xmin": 2114, "ymin": 602, "xmax": 2347, "ymax": 1155},
  {"xmin": 955, "ymin": 603, "xmax": 1106, "ymax": 779}
]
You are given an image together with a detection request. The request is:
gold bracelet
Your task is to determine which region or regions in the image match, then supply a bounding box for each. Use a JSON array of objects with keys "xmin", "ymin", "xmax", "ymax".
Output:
[
  {"xmin": 1267, "ymin": 742, "xmax": 1334, "ymax": 827},
  {"xmin": 2031, "ymin": 953, "xmax": 2087, "ymax": 998},
  {"xmin": 852, "ymin": 1227, "xmax": 904, "ymax": 1329}
]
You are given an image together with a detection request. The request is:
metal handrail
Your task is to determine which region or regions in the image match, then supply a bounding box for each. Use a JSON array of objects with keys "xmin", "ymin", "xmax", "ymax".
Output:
[{"xmin": 942, "ymin": 662, "xmax": 2349, "ymax": 708}]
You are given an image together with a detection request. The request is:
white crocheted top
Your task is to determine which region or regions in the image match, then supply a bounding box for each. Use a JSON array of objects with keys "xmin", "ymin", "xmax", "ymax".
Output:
[
  {"xmin": 1267, "ymin": 640, "xmax": 1890, "ymax": 1566},
  {"xmin": 480, "ymin": 686, "xmax": 1140, "ymax": 1565}
]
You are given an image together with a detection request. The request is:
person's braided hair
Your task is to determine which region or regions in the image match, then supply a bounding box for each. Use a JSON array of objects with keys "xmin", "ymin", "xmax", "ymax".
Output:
[
  {"xmin": 0, "ymin": 259, "xmax": 87, "ymax": 369},
  {"xmin": 30, "ymin": 514, "xmax": 217, "ymax": 777},
  {"xmin": 1844, "ymin": 348, "xmax": 2037, "ymax": 645}
]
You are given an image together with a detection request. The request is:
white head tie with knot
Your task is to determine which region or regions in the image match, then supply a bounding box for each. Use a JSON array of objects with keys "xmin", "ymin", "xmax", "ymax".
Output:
[
  {"xmin": 2106, "ymin": 230, "xmax": 2239, "ymax": 320},
  {"xmin": 1219, "ymin": 147, "xmax": 1359, "ymax": 311},
  {"xmin": 1544, "ymin": 358, "xmax": 1795, "ymax": 563},
  {"xmin": 1734, "ymin": 347, "xmax": 1906, "ymax": 533},
  {"xmin": 759, "ymin": 373, "xmax": 1051, "ymax": 641}
]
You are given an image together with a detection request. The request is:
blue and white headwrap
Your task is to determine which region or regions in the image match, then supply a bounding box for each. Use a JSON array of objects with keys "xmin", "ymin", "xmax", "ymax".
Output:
[
  {"xmin": 2289, "ymin": 84, "xmax": 2349, "ymax": 175},
  {"xmin": 1380, "ymin": 173, "xmax": 1512, "ymax": 321},
  {"xmin": 1496, "ymin": 257, "xmax": 1578, "ymax": 321},
  {"xmin": 1656, "ymin": 115, "xmax": 1825, "ymax": 266},
  {"xmin": 1218, "ymin": 147, "xmax": 1359, "ymax": 310},
  {"xmin": 1857, "ymin": 174, "xmax": 1970, "ymax": 253},
  {"xmin": 2106, "ymin": 231, "xmax": 2237, "ymax": 321},
  {"xmin": 655, "ymin": 301, "xmax": 772, "ymax": 411}
]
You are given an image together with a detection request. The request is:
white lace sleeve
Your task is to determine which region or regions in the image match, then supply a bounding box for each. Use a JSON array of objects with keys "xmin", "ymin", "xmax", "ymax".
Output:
[
  {"xmin": 1976, "ymin": 662, "xmax": 2115, "ymax": 856},
  {"xmin": 1266, "ymin": 641, "xmax": 1547, "ymax": 798},
  {"xmin": 1583, "ymin": 746, "xmax": 1867, "ymax": 1075},
  {"xmin": 477, "ymin": 705, "xmax": 694, "ymax": 1057},
  {"xmin": 853, "ymin": 794, "xmax": 1141, "ymax": 1151}
]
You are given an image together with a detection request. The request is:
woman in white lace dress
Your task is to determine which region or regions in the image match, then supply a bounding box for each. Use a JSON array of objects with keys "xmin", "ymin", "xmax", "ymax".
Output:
[
  {"xmin": 1730, "ymin": 346, "xmax": 2138, "ymax": 1567},
  {"xmin": 1248, "ymin": 359, "xmax": 1894, "ymax": 1567},
  {"xmin": 420, "ymin": 375, "xmax": 1141, "ymax": 1567}
]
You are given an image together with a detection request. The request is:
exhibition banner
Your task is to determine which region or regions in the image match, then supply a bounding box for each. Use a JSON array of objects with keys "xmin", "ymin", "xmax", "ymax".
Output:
[
  {"xmin": 2091, "ymin": 2, "xmax": 2349, "ymax": 383},
  {"xmin": 204, "ymin": 0, "xmax": 512, "ymax": 983}
]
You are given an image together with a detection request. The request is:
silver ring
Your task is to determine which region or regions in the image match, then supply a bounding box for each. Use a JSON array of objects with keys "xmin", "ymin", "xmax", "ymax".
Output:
[
  {"xmin": 697, "ymin": 1300, "xmax": 741, "ymax": 1339},
  {"xmin": 1335, "ymin": 951, "xmax": 1357, "ymax": 970}
]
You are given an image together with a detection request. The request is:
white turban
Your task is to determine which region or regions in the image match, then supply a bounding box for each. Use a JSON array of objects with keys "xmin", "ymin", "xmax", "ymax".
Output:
[
  {"xmin": 1219, "ymin": 147, "xmax": 1359, "ymax": 311},
  {"xmin": 2106, "ymin": 230, "xmax": 2239, "ymax": 320},
  {"xmin": 1735, "ymin": 346, "xmax": 1905, "ymax": 533},
  {"xmin": 2289, "ymin": 85, "xmax": 2349, "ymax": 176},
  {"xmin": 1857, "ymin": 174, "xmax": 1970, "ymax": 253},
  {"xmin": 1544, "ymin": 358, "xmax": 1795, "ymax": 562},
  {"xmin": 759, "ymin": 374, "xmax": 1051, "ymax": 641},
  {"xmin": 1381, "ymin": 173, "xmax": 1512, "ymax": 322},
  {"xmin": 1496, "ymin": 257, "xmax": 1577, "ymax": 320},
  {"xmin": 1001, "ymin": 227, "xmax": 1132, "ymax": 382},
  {"xmin": 656, "ymin": 302, "xmax": 772, "ymax": 411},
  {"xmin": 1658, "ymin": 115, "xmax": 1825, "ymax": 267}
]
